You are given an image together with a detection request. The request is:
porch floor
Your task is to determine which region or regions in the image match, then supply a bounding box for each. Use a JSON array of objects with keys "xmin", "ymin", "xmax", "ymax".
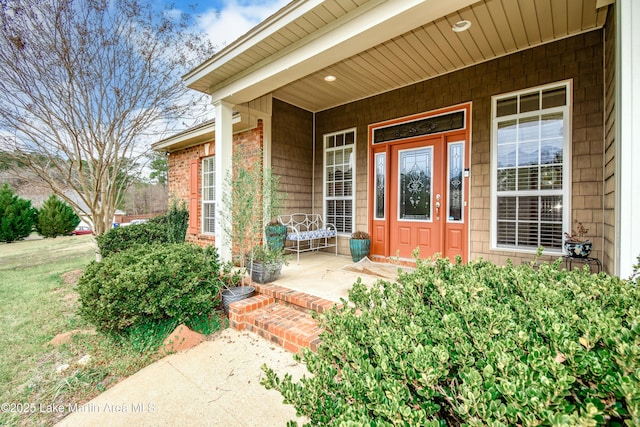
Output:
[{"xmin": 272, "ymin": 251, "xmax": 411, "ymax": 302}]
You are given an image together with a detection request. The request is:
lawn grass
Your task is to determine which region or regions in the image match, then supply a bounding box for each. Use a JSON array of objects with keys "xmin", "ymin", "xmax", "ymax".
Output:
[{"xmin": 0, "ymin": 235, "xmax": 223, "ymax": 426}]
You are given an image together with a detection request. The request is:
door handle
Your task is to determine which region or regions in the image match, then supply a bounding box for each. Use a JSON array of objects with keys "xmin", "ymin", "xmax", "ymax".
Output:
[{"xmin": 435, "ymin": 194, "xmax": 441, "ymax": 220}]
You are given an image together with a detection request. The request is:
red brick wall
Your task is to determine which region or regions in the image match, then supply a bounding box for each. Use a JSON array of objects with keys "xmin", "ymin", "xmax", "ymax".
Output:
[{"xmin": 167, "ymin": 121, "xmax": 263, "ymax": 247}]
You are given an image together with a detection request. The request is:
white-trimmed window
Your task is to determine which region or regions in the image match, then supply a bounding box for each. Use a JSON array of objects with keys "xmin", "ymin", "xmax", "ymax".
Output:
[
  {"xmin": 491, "ymin": 81, "xmax": 571, "ymax": 252},
  {"xmin": 324, "ymin": 129, "xmax": 356, "ymax": 234},
  {"xmin": 202, "ymin": 156, "xmax": 215, "ymax": 234}
]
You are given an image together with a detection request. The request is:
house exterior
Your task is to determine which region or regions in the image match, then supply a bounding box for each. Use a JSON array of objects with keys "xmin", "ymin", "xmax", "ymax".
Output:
[{"xmin": 153, "ymin": 0, "xmax": 640, "ymax": 277}]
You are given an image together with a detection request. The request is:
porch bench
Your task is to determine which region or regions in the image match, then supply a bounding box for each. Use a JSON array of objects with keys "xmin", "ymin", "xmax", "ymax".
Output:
[{"xmin": 278, "ymin": 213, "xmax": 338, "ymax": 263}]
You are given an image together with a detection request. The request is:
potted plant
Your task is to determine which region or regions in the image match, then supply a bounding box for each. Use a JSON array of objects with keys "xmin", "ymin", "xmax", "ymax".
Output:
[
  {"xmin": 219, "ymin": 146, "xmax": 289, "ymax": 311},
  {"xmin": 219, "ymin": 147, "xmax": 263, "ymax": 311},
  {"xmin": 564, "ymin": 221, "xmax": 592, "ymax": 258},
  {"xmin": 350, "ymin": 230, "xmax": 371, "ymax": 262},
  {"xmin": 219, "ymin": 262, "xmax": 253, "ymax": 315},
  {"xmin": 246, "ymin": 244, "xmax": 288, "ymax": 284}
]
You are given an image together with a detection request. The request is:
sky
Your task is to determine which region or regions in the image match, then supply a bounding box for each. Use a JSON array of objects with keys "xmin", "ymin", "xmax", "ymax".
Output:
[
  {"xmin": 169, "ymin": 0, "xmax": 290, "ymax": 49},
  {"xmin": 0, "ymin": 0, "xmax": 293, "ymax": 186},
  {"xmin": 134, "ymin": 0, "xmax": 291, "ymax": 159}
]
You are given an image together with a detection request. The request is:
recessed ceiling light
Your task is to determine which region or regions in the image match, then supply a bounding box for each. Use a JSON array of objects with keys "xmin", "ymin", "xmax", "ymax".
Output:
[
  {"xmin": 324, "ymin": 75, "xmax": 336, "ymax": 82},
  {"xmin": 452, "ymin": 20, "xmax": 471, "ymax": 33}
]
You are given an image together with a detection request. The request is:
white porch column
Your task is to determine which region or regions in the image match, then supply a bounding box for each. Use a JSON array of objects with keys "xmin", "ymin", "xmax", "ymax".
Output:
[
  {"xmin": 616, "ymin": 0, "xmax": 640, "ymax": 277},
  {"xmin": 214, "ymin": 100, "xmax": 234, "ymax": 262},
  {"xmin": 262, "ymin": 116, "xmax": 272, "ymax": 169}
]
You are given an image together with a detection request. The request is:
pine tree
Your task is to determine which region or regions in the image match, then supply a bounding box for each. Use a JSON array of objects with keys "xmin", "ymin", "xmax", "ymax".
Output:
[
  {"xmin": 36, "ymin": 194, "xmax": 80, "ymax": 238},
  {"xmin": 0, "ymin": 183, "xmax": 36, "ymax": 243}
]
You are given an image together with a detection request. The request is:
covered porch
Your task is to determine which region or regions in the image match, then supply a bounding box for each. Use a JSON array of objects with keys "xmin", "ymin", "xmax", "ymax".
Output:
[{"xmin": 157, "ymin": 0, "xmax": 640, "ymax": 278}]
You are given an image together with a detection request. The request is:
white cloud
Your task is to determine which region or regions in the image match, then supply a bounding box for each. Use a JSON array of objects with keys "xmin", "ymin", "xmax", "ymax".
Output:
[
  {"xmin": 195, "ymin": 0, "xmax": 290, "ymax": 48},
  {"xmin": 146, "ymin": 0, "xmax": 288, "ymax": 143}
]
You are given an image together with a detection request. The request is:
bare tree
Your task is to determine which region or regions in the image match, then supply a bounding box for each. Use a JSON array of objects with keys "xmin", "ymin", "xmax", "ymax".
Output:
[
  {"xmin": 123, "ymin": 181, "xmax": 167, "ymax": 215},
  {"xmin": 0, "ymin": 0, "xmax": 211, "ymax": 250}
]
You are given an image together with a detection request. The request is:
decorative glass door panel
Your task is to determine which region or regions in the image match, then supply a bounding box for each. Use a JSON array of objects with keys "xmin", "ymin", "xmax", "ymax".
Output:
[
  {"xmin": 398, "ymin": 148, "xmax": 432, "ymax": 221},
  {"xmin": 374, "ymin": 153, "xmax": 386, "ymax": 219},
  {"xmin": 448, "ymin": 142, "xmax": 464, "ymax": 222}
]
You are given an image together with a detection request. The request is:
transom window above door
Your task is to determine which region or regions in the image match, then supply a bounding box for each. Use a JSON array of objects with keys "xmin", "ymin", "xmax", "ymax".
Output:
[{"xmin": 491, "ymin": 81, "xmax": 571, "ymax": 253}]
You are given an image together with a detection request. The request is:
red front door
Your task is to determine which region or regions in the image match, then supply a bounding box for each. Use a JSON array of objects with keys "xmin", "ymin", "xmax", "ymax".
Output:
[{"xmin": 369, "ymin": 105, "xmax": 470, "ymax": 263}]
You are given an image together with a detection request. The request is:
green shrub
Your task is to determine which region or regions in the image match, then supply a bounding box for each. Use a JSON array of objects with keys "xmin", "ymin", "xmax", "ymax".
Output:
[
  {"xmin": 36, "ymin": 194, "xmax": 80, "ymax": 238},
  {"xmin": 263, "ymin": 257, "xmax": 640, "ymax": 426},
  {"xmin": 0, "ymin": 183, "xmax": 36, "ymax": 243},
  {"xmin": 96, "ymin": 221, "xmax": 170, "ymax": 257},
  {"xmin": 97, "ymin": 202, "xmax": 188, "ymax": 257},
  {"xmin": 149, "ymin": 199, "xmax": 188, "ymax": 243},
  {"xmin": 77, "ymin": 243, "xmax": 224, "ymax": 333}
]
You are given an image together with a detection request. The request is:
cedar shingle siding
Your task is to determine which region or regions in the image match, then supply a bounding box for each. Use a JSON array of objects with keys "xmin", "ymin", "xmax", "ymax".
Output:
[{"xmin": 310, "ymin": 30, "xmax": 604, "ymax": 266}]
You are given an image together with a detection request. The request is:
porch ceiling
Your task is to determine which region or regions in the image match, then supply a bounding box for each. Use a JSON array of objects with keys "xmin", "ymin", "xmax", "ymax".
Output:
[{"xmin": 186, "ymin": 0, "xmax": 608, "ymax": 113}]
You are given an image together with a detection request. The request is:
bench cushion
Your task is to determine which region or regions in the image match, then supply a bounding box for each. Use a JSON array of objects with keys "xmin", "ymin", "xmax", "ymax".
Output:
[{"xmin": 287, "ymin": 228, "xmax": 337, "ymax": 241}]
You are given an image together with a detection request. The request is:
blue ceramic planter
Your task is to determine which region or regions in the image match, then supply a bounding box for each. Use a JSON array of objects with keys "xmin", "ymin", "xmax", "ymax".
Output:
[
  {"xmin": 265, "ymin": 225, "xmax": 287, "ymax": 251},
  {"xmin": 350, "ymin": 239, "xmax": 370, "ymax": 262}
]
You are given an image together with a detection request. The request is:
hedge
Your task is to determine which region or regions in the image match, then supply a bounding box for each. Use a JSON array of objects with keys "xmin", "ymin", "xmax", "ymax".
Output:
[
  {"xmin": 96, "ymin": 221, "xmax": 169, "ymax": 258},
  {"xmin": 96, "ymin": 201, "xmax": 188, "ymax": 257},
  {"xmin": 262, "ymin": 257, "xmax": 640, "ymax": 426},
  {"xmin": 77, "ymin": 243, "xmax": 224, "ymax": 333}
]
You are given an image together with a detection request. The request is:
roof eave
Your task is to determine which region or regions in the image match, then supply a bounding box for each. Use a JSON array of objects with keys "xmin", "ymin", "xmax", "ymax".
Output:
[
  {"xmin": 152, "ymin": 115, "xmax": 242, "ymax": 153},
  {"xmin": 183, "ymin": 0, "xmax": 324, "ymax": 92}
]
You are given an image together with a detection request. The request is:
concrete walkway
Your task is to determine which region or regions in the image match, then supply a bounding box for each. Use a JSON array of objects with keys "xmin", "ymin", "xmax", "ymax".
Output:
[
  {"xmin": 56, "ymin": 329, "xmax": 308, "ymax": 426},
  {"xmin": 56, "ymin": 253, "xmax": 410, "ymax": 426}
]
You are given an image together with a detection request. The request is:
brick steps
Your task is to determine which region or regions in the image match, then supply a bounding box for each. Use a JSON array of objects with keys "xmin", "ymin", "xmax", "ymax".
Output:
[
  {"xmin": 245, "ymin": 304, "xmax": 322, "ymax": 353},
  {"xmin": 228, "ymin": 283, "xmax": 342, "ymax": 354}
]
